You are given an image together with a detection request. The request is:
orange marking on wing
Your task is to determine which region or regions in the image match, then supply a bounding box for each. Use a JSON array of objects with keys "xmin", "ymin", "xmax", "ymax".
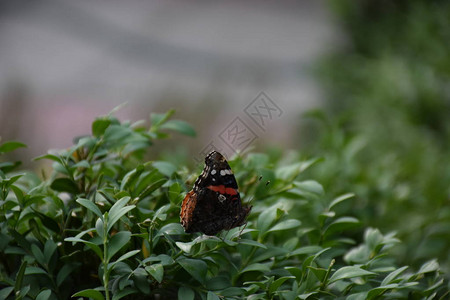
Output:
[
  {"xmin": 225, "ymin": 187, "xmax": 238, "ymax": 196},
  {"xmin": 207, "ymin": 185, "xmax": 238, "ymax": 196},
  {"xmin": 180, "ymin": 190, "xmax": 197, "ymax": 231}
]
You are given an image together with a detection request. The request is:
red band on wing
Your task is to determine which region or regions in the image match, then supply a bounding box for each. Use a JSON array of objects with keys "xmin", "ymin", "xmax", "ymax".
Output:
[{"xmin": 207, "ymin": 185, "xmax": 238, "ymax": 196}]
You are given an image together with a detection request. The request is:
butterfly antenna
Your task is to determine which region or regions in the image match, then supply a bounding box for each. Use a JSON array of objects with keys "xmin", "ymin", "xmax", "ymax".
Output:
[{"xmin": 237, "ymin": 222, "xmax": 249, "ymax": 240}]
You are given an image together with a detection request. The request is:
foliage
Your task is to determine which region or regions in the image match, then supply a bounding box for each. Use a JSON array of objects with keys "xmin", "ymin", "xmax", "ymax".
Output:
[
  {"xmin": 0, "ymin": 110, "xmax": 448, "ymax": 299},
  {"xmin": 308, "ymin": 0, "xmax": 450, "ymax": 275}
]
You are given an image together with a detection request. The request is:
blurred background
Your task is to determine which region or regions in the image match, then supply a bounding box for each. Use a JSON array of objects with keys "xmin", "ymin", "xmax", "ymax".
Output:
[
  {"xmin": 1, "ymin": 0, "xmax": 449, "ymax": 277},
  {"xmin": 0, "ymin": 0, "xmax": 338, "ymax": 163}
]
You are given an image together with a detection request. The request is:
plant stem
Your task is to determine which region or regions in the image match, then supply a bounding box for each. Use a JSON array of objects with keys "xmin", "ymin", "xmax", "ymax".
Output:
[{"xmin": 103, "ymin": 221, "xmax": 110, "ymax": 300}]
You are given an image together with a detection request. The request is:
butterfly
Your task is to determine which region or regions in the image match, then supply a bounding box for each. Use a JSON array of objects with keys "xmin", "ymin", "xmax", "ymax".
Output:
[{"xmin": 180, "ymin": 151, "xmax": 252, "ymax": 235}]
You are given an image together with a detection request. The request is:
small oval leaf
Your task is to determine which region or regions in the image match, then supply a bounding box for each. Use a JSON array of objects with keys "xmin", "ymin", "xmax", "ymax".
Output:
[
  {"xmin": 72, "ymin": 289, "xmax": 105, "ymax": 300},
  {"xmin": 329, "ymin": 266, "xmax": 375, "ymax": 284}
]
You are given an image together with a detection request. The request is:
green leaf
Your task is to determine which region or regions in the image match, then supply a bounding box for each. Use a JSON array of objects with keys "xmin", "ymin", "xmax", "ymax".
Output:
[
  {"xmin": 25, "ymin": 266, "xmax": 47, "ymax": 275},
  {"xmin": 285, "ymin": 267, "xmax": 302, "ymax": 281},
  {"xmin": 329, "ymin": 266, "xmax": 375, "ymax": 284},
  {"xmin": 31, "ymin": 244, "xmax": 46, "ymax": 266},
  {"xmin": 160, "ymin": 120, "xmax": 196, "ymax": 136},
  {"xmin": 18, "ymin": 285, "xmax": 31, "ymax": 298},
  {"xmin": 152, "ymin": 204, "xmax": 170, "ymax": 222},
  {"xmin": 145, "ymin": 263, "xmax": 164, "ymax": 283},
  {"xmin": 344, "ymin": 245, "xmax": 370, "ymax": 264},
  {"xmin": 240, "ymin": 263, "xmax": 271, "ymax": 274},
  {"xmin": 8, "ymin": 230, "xmax": 31, "ymax": 252},
  {"xmin": 76, "ymin": 198, "xmax": 103, "ymax": 220},
  {"xmin": 168, "ymin": 181, "xmax": 183, "ymax": 203},
  {"xmin": 289, "ymin": 245, "xmax": 323, "ymax": 257},
  {"xmin": 72, "ymin": 160, "xmax": 90, "ymax": 169},
  {"xmin": 158, "ymin": 223, "xmax": 185, "ymax": 236},
  {"xmin": 269, "ymin": 276, "xmax": 295, "ymax": 294},
  {"xmin": 176, "ymin": 241, "xmax": 195, "ymax": 253},
  {"xmin": 0, "ymin": 161, "xmax": 21, "ymax": 173},
  {"xmin": 104, "ymin": 125, "xmax": 132, "ymax": 145},
  {"xmin": 145, "ymin": 254, "xmax": 174, "ymax": 266},
  {"xmin": 418, "ymin": 259, "xmax": 439, "ymax": 274},
  {"xmin": 205, "ymin": 276, "xmax": 230, "ymax": 290},
  {"xmin": 367, "ymin": 284, "xmax": 399, "ymax": 300},
  {"xmin": 72, "ymin": 289, "xmax": 105, "ymax": 300},
  {"xmin": 267, "ymin": 219, "xmax": 301, "ymax": 233},
  {"xmin": 150, "ymin": 110, "xmax": 175, "ymax": 127},
  {"xmin": 178, "ymin": 286, "xmax": 195, "ymax": 300},
  {"xmin": 328, "ymin": 193, "xmax": 355, "ymax": 210},
  {"xmin": 276, "ymin": 158, "xmax": 322, "ymax": 181},
  {"xmin": 44, "ymin": 239, "xmax": 57, "ymax": 266},
  {"xmin": 345, "ymin": 292, "xmax": 368, "ymax": 300},
  {"xmin": 0, "ymin": 141, "xmax": 26, "ymax": 153},
  {"xmin": 36, "ymin": 289, "xmax": 52, "ymax": 300},
  {"xmin": 115, "ymin": 249, "xmax": 140, "ymax": 263},
  {"xmin": 177, "ymin": 258, "xmax": 208, "ymax": 284},
  {"xmin": 152, "ymin": 161, "xmax": 177, "ymax": 177},
  {"xmin": 251, "ymin": 246, "xmax": 289, "ymax": 263},
  {"xmin": 33, "ymin": 153, "xmax": 62, "ymax": 163},
  {"xmin": 57, "ymin": 263, "xmax": 79, "ymax": 286},
  {"xmin": 135, "ymin": 170, "xmax": 167, "ymax": 199},
  {"xmin": 206, "ymin": 291, "xmax": 220, "ymax": 300},
  {"xmin": 107, "ymin": 231, "xmax": 131, "ymax": 261},
  {"xmin": 238, "ymin": 239, "xmax": 267, "ymax": 249},
  {"xmin": 1, "ymin": 174, "xmax": 23, "ymax": 186},
  {"xmin": 324, "ymin": 217, "xmax": 360, "ymax": 237},
  {"xmin": 257, "ymin": 205, "xmax": 278, "ymax": 234},
  {"xmin": 133, "ymin": 267, "xmax": 150, "ymax": 294},
  {"xmin": 64, "ymin": 237, "xmax": 103, "ymax": 260},
  {"xmin": 96, "ymin": 218, "xmax": 104, "ymax": 240},
  {"xmin": 92, "ymin": 118, "xmax": 112, "ymax": 137},
  {"xmin": 111, "ymin": 288, "xmax": 136, "ymax": 300},
  {"xmin": 51, "ymin": 178, "xmax": 79, "ymax": 194},
  {"xmin": 177, "ymin": 235, "xmax": 223, "ymax": 253},
  {"xmin": 308, "ymin": 266, "xmax": 327, "ymax": 281},
  {"xmin": 219, "ymin": 287, "xmax": 245, "ymax": 297},
  {"xmin": 381, "ymin": 266, "xmax": 409, "ymax": 286},
  {"xmin": 120, "ymin": 165, "xmax": 144, "ymax": 191},
  {"xmin": 10, "ymin": 184, "xmax": 24, "ymax": 203},
  {"xmin": 0, "ymin": 287, "xmax": 14, "ymax": 299},
  {"xmin": 32, "ymin": 209, "xmax": 61, "ymax": 232},
  {"xmin": 107, "ymin": 197, "xmax": 134, "ymax": 233},
  {"xmin": 14, "ymin": 261, "xmax": 27, "ymax": 292},
  {"xmin": 293, "ymin": 180, "xmax": 324, "ymax": 197},
  {"xmin": 365, "ymin": 228, "xmax": 384, "ymax": 251}
]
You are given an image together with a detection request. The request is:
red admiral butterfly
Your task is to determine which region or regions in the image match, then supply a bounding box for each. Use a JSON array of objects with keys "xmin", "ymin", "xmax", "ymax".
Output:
[{"xmin": 180, "ymin": 151, "xmax": 252, "ymax": 235}]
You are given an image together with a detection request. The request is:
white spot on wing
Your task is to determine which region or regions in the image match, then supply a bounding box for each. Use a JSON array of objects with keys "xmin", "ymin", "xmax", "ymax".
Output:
[
  {"xmin": 211, "ymin": 169, "xmax": 216, "ymax": 175},
  {"xmin": 220, "ymin": 170, "xmax": 226, "ymax": 176},
  {"xmin": 218, "ymin": 194, "xmax": 226, "ymax": 202}
]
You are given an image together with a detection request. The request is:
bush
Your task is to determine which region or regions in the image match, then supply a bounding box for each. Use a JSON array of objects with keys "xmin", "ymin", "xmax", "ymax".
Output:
[
  {"xmin": 0, "ymin": 111, "xmax": 447, "ymax": 299},
  {"xmin": 308, "ymin": 0, "xmax": 450, "ymax": 275}
]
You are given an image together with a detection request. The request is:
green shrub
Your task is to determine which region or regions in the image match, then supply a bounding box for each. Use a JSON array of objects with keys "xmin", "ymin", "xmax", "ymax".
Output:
[
  {"xmin": 0, "ymin": 111, "xmax": 447, "ymax": 299},
  {"xmin": 309, "ymin": 0, "xmax": 450, "ymax": 275}
]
